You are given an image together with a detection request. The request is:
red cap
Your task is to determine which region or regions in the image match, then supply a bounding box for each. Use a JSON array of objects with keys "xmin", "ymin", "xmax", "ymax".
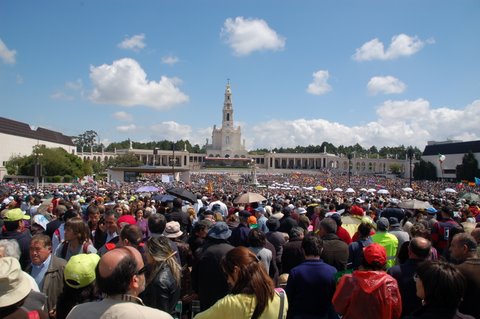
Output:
[
  {"xmin": 363, "ymin": 243, "xmax": 386, "ymax": 265},
  {"xmin": 117, "ymin": 215, "xmax": 136, "ymax": 228},
  {"xmin": 350, "ymin": 205, "xmax": 364, "ymax": 216}
]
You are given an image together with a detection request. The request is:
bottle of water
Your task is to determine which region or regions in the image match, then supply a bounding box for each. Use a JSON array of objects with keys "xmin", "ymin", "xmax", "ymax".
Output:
[
  {"xmin": 191, "ymin": 300, "xmax": 201, "ymax": 319},
  {"xmin": 173, "ymin": 300, "xmax": 183, "ymax": 319}
]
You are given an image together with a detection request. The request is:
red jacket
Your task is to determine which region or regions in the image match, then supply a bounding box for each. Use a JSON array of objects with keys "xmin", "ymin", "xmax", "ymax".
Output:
[{"xmin": 333, "ymin": 270, "xmax": 402, "ymax": 319}]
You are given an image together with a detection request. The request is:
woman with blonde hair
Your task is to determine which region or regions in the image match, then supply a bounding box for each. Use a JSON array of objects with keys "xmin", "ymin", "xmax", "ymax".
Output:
[
  {"xmin": 140, "ymin": 236, "xmax": 182, "ymax": 315},
  {"xmin": 194, "ymin": 246, "xmax": 288, "ymax": 319}
]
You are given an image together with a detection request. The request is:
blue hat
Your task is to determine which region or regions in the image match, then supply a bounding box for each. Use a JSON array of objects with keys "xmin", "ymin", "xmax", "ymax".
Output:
[
  {"xmin": 207, "ymin": 222, "xmax": 232, "ymax": 240},
  {"xmin": 426, "ymin": 207, "xmax": 437, "ymax": 214}
]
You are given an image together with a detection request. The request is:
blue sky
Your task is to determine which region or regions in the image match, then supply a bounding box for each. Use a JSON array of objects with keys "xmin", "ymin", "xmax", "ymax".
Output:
[{"xmin": 1, "ymin": 0, "xmax": 479, "ymax": 151}]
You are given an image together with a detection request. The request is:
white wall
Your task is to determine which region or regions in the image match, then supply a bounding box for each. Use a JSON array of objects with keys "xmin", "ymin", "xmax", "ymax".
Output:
[{"xmin": 0, "ymin": 132, "xmax": 76, "ymax": 178}]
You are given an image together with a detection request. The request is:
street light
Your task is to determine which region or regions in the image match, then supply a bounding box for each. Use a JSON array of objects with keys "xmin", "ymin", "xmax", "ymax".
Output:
[
  {"xmin": 407, "ymin": 147, "xmax": 414, "ymax": 188},
  {"xmin": 170, "ymin": 142, "xmax": 176, "ymax": 181},
  {"xmin": 347, "ymin": 153, "xmax": 353, "ymax": 186}
]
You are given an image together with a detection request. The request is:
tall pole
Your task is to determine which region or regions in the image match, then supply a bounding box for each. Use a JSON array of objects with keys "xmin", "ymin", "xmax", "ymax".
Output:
[
  {"xmin": 347, "ymin": 153, "xmax": 353, "ymax": 186},
  {"xmin": 171, "ymin": 142, "xmax": 175, "ymax": 181},
  {"xmin": 407, "ymin": 147, "xmax": 414, "ymax": 188}
]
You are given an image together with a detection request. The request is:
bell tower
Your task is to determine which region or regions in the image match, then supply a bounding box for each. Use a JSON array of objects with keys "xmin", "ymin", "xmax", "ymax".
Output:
[{"xmin": 222, "ymin": 79, "xmax": 234, "ymax": 129}]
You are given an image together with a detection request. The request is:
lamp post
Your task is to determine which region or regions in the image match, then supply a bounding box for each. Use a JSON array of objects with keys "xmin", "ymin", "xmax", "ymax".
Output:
[
  {"xmin": 407, "ymin": 147, "xmax": 414, "ymax": 188},
  {"xmin": 347, "ymin": 153, "xmax": 353, "ymax": 186},
  {"xmin": 170, "ymin": 142, "xmax": 176, "ymax": 181}
]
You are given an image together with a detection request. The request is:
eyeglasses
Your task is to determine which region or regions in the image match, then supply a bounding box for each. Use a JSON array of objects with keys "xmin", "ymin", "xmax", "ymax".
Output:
[{"xmin": 135, "ymin": 265, "xmax": 147, "ymax": 275}]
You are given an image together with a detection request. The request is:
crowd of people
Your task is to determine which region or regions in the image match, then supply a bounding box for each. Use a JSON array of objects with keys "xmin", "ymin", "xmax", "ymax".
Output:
[{"xmin": 0, "ymin": 171, "xmax": 479, "ymax": 319}]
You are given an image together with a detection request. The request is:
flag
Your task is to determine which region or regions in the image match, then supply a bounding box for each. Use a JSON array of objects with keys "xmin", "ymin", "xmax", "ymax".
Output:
[{"xmin": 475, "ymin": 177, "xmax": 480, "ymax": 186}]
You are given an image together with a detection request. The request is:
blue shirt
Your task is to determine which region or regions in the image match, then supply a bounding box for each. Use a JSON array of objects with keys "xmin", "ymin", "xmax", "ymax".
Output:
[{"xmin": 31, "ymin": 253, "xmax": 51, "ymax": 290}]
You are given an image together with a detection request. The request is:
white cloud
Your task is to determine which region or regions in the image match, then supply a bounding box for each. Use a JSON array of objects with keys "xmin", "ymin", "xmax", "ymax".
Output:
[
  {"xmin": 116, "ymin": 124, "xmax": 137, "ymax": 133},
  {"xmin": 243, "ymin": 99, "xmax": 480, "ymax": 149},
  {"xmin": 65, "ymin": 79, "xmax": 83, "ymax": 90},
  {"xmin": 161, "ymin": 55, "xmax": 179, "ymax": 65},
  {"xmin": 0, "ymin": 38, "xmax": 16, "ymax": 64},
  {"xmin": 112, "ymin": 111, "xmax": 133, "ymax": 122},
  {"xmin": 353, "ymin": 34, "xmax": 429, "ymax": 61},
  {"xmin": 118, "ymin": 34, "xmax": 146, "ymax": 52},
  {"xmin": 306, "ymin": 70, "xmax": 332, "ymax": 95},
  {"xmin": 150, "ymin": 121, "xmax": 193, "ymax": 141},
  {"xmin": 89, "ymin": 58, "xmax": 189, "ymax": 109},
  {"xmin": 367, "ymin": 76, "xmax": 406, "ymax": 95},
  {"xmin": 50, "ymin": 91, "xmax": 74, "ymax": 101},
  {"xmin": 221, "ymin": 17, "xmax": 286, "ymax": 56}
]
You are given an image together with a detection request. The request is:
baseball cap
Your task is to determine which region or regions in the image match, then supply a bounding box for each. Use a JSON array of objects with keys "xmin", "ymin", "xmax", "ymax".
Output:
[
  {"xmin": 3, "ymin": 208, "xmax": 30, "ymax": 222},
  {"xmin": 64, "ymin": 254, "xmax": 100, "ymax": 289},
  {"xmin": 117, "ymin": 215, "xmax": 136, "ymax": 228},
  {"xmin": 376, "ymin": 217, "xmax": 389, "ymax": 231}
]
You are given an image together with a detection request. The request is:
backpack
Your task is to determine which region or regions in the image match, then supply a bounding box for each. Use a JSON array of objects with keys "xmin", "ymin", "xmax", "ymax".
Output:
[{"xmin": 60, "ymin": 241, "xmax": 89, "ymax": 259}]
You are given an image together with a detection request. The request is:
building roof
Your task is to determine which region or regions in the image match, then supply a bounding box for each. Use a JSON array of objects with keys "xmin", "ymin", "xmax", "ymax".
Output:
[
  {"xmin": 0, "ymin": 117, "xmax": 74, "ymax": 146},
  {"xmin": 422, "ymin": 140, "xmax": 480, "ymax": 156}
]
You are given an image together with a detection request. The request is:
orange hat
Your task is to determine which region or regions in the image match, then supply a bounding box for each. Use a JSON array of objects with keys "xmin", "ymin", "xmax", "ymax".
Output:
[{"xmin": 248, "ymin": 215, "xmax": 257, "ymax": 225}]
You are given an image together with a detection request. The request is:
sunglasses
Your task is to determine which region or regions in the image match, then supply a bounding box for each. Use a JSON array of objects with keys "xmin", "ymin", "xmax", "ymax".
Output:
[{"xmin": 135, "ymin": 265, "xmax": 148, "ymax": 275}]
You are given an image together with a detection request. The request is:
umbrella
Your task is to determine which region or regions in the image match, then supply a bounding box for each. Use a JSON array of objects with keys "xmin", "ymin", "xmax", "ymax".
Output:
[
  {"xmin": 402, "ymin": 187, "xmax": 413, "ymax": 192},
  {"xmin": 444, "ymin": 188, "xmax": 457, "ymax": 194},
  {"xmin": 166, "ymin": 187, "xmax": 197, "ymax": 204},
  {"xmin": 377, "ymin": 189, "xmax": 389, "ymax": 195},
  {"xmin": 460, "ymin": 192, "xmax": 480, "ymax": 202},
  {"xmin": 234, "ymin": 192, "xmax": 267, "ymax": 204},
  {"xmin": 315, "ymin": 185, "xmax": 327, "ymax": 191},
  {"xmin": 359, "ymin": 188, "xmax": 368, "ymax": 192},
  {"xmin": 398, "ymin": 199, "xmax": 432, "ymax": 210},
  {"xmin": 135, "ymin": 186, "xmax": 161, "ymax": 193},
  {"xmin": 152, "ymin": 193, "xmax": 176, "ymax": 202},
  {"xmin": 345, "ymin": 188, "xmax": 355, "ymax": 193},
  {"xmin": 333, "ymin": 188, "xmax": 343, "ymax": 192},
  {"xmin": 367, "ymin": 188, "xmax": 377, "ymax": 193}
]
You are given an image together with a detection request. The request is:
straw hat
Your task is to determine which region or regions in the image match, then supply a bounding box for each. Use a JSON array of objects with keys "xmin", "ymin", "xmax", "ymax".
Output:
[{"xmin": 0, "ymin": 257, "xmax": 32, "ymax": 307}]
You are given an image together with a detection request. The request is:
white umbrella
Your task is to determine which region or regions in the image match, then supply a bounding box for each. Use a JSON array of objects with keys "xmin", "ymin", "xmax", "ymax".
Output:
[
  {"xmin": 444, "ymin": 188, "xmax": 457, "ymax": 193},
  {"xmin": 359, "ymin": 188, "xmax": 368, "ymax": 192},
  {"xmin": 345, "ymin": 188, "xmax": 355, "ymax": 193},
  {"xmin": 377, "ymin": 189, "xmax": 389, "ymax": 195},
  {"xmin": 402, "ymin": 187, "xmax": 413, "ymax": 192},
  {"xmin": 367, "ymin": 188, "xmax": 377, "ymax": 193},
  {"xmin": 399, "ymin": 199, "xmax": 432, "ymax": 210},
  {"xmin": 333, "ymin": 187, "xmax": 343, "ymax": 192}
]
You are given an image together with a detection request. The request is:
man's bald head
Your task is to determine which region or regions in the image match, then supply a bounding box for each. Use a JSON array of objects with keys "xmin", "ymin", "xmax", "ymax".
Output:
[
  {"xmin": 409, "ymin": 237, "xmax": 431, "ymax": 259},
  {"xmin": 471, "ymin": 228, "xmax": 480, "ymax": 244},
  {"xmin": 96, "ymin": 246, "xmax": 144, "ymax": 296}
]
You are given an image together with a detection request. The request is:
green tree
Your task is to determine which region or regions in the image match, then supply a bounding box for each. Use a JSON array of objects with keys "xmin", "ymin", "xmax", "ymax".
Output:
[
  {"xmin": 105, "ymin": 154, "xmax": 142, "ymax": 167},
  {"xmin": 389, "ymin": 163, "xmax": 403, "ymax": 175},
  {"xmin": 73, "ymin": 130, "xmax": 99, "ymax": 152},
  {"xmin": 413, "ymin": 159, "xmax": 437, "ymax": 180},
  {"xmin": 456, "ymin": 151, "xmax": 480, "ymax": 181}
]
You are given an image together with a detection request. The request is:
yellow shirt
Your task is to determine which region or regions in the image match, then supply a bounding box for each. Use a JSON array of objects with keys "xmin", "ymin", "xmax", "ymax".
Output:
[{"xmin": 194, "ymin": 292, "xmax": 288, "ymax": 319}]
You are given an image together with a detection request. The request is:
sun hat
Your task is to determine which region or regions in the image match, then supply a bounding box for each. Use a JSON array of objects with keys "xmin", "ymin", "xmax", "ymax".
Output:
[
  {"xmin": 163, "ymin": 221, "xmax": 183, "ymax": 238},
  {"xmin": 64, "ymin": 253, "xmax": 100, "ymax": 289},
  {"xmin": 0, "ymin": 257, "xmax": 31, "ymax": 307},
  {"xmin": 3, "ymin": 208, "xmax": 30, "ymax": 222},
  {"xmin": 296, "ymin": 207, "xmax": 307, "ymax": 215},
  {"xmin": 207, "ymin": 222, "xmax": 232, "ymax": 240},
  {"xmin": 32, "ymin": 214, "xmax": 49, "ymax": 230},
  {"xmin": 363, "ymin": 243, "xmax": 387, "ymax": 266}
]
